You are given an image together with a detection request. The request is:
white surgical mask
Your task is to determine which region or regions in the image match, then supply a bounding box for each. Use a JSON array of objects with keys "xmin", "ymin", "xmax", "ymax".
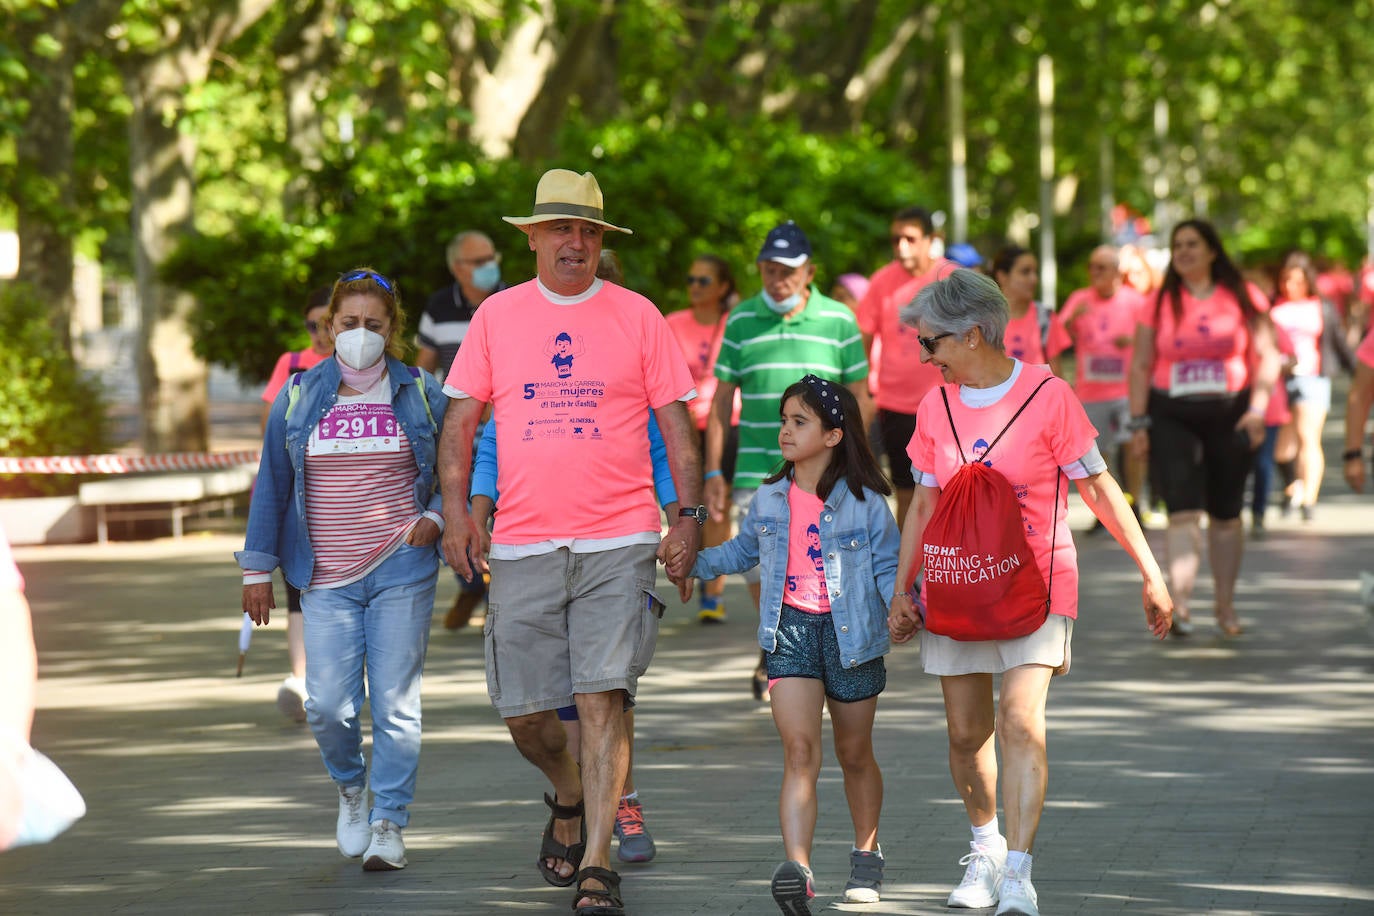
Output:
[
  {"xmin": 470, "ymin": 260, "xmax": 501, "ymax": 292},
  {"xmin": 334, "ymin": 327, "xmax": 387, "ymax": 369},
  {"xmin": 761, "ymin": 289, "xmax": 804, "ymax": 315}
]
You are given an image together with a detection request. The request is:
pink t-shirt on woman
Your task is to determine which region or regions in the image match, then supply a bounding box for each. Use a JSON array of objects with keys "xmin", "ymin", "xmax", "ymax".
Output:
[
  {"xmin": 1004, "ymin": 309, "xmax": 1046, "ymax": 365},
  {"xmin": 1358, "ymin": 324, "xmax": 1374, "ymax": 370},
  {"xmin": 1141, "ymin": 285, "xmax": 1269, "ymax": 395},
  {"xmin": 666, "ymin": 308, "xmax": 740, "ymax": 430},
  {"xmin": 1269, "ymin": 297, "xmax": 1324, "ymax": 377},
  {"xmin": 908, "ymin": 364, "xmax": 1097, "ymax": 619},
  {"xmin": 784, "ymin": 484, "xmax": 831, "ymax": 614}
]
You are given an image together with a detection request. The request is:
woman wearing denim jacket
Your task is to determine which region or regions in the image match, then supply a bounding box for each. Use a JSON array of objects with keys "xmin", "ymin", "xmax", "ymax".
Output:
[
  {"xmin": 237, "ymin": 268, "xmax": 447, "ymax": 873},
  {"xmin": 681, "ymin": 376, "xmax": 899, "ymax": 915}
]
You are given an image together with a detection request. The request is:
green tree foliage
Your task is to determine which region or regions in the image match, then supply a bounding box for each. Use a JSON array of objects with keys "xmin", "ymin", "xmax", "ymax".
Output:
[{"xmin": 0, "ymin": 284, "xmax": 107, "ymax": 497}]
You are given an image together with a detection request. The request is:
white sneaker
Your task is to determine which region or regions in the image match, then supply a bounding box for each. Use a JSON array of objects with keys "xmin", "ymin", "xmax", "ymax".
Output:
[
  {"xmin": 336, "ymin": 786, "xmax": 370, "ymax": 857},
  {"xmin": 947, "ymin": 838, "xmax": 1007, "ymax": 908},
  {"xmin": 362, "ymin": 818, "xmax": 407, "ymax": 871},
  {"xmin": 276, "ymin": 676, "xmax": 308, "ymax": 723},
  {"xmin": 995, "ymin": 870, "xmax": 1039, "ymax": 916}
]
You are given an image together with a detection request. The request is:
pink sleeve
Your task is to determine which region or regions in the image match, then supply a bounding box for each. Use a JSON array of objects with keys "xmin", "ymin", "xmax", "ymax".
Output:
[
  {"xmin": 261, "ymin": 352, "xmax": 294, "ymax": 404},
  {"xmin": 643, "ymin": 306, "xmax": 696, "ymax": 408},
  {"xmin": 907, "ymin": 392, "xmax": 940, "ymax": 476},
  {"xmin": 856, "ymin": 287, "xmax": 879, "ymax": 336},
  {"xmin": 445, "ymin": 305, "xmax": 494, "ymax": 400},
  {"xmin": 1356, "ymin": 325, "xmax": 1374, "ymax": 369},
  {"xmin": 1045, "ymin": 310, "xmax": 1073, "ymax": 359}
]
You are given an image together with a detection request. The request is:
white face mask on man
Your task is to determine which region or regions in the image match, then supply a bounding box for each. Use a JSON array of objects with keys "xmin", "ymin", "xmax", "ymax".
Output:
[
  {"xmin": 760, "ymin": 289, "xmax": 804, "ymax": 315},
  {"xmin": 333, "ymin": 327, "xmax": 387, "ymax": 369}
]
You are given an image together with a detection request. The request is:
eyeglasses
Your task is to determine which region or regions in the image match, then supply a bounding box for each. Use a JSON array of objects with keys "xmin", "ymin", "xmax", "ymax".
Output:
[
  {"xmin": 457, "ymin": 254, "xmax": 500, "ymax": 267},
  {"xmin": 686, "ymin": 275, "xmax": 714, "ymax": 286},
  {"xmin": 340, "ymin": 269, "xmax": 396, "ymax": 295},
  {"xmin": 891, "ymin": 234, "xmax": 925, "ymax": 247},
  {"xmin": 304, "ymin": 320, "xmax": 321, "ymax": 333},
  {"xmin": 918, "ymin": 332, "xmax": 952, "ymax": 354}
]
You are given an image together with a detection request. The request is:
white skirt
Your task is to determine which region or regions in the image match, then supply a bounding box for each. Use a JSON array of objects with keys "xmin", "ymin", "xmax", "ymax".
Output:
[{"xmin": 919, "ymin": 613, "xmax": 1073, "ymax": 677}]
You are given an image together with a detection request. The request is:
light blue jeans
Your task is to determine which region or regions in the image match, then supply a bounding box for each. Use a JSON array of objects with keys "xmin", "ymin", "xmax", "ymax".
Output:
[{"xmin": 301, "ymin": 542, "xmax": 439, "ymax": 827}]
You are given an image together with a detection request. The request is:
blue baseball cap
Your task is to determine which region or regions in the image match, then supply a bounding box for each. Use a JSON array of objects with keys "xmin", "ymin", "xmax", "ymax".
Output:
[{"xmin": 757, "ymin": 221, "xmax": 812, "ymax": 267}]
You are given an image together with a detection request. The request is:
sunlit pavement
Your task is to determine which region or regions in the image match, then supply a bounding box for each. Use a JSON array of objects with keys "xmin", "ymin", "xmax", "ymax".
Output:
[{"xmin": 3, "ymin": 383, "xmax": 1372, "ymax": 913}]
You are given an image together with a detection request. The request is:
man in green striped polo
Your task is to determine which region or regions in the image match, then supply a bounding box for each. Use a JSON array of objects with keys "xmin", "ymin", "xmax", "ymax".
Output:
[{"xmin": 702, "ymin": 221, "xmax": 872, "ymax": 691}]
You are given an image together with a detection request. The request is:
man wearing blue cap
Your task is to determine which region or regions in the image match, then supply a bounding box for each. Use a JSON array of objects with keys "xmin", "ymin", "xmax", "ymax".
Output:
[{"xmin": 702, "ymin": 220, "xmax": 872, "ymax": 696}]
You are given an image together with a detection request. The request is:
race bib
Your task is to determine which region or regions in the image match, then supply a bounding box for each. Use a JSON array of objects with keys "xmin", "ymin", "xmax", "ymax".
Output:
[
  {"xmin": 1169, "ymin": 360, "xmax": 1227, "ymax": 397},
  {"xmin": 1082, "ymin": 354, "xmax": 1126, "ymax": 383},
  {"xmin": 310, "ymin": 403, "xmax": 402, "ymax": 455}
]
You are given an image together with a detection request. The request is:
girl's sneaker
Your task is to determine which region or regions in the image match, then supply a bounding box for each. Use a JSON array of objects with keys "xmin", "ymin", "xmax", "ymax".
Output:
[
  {"xmin": 842, "ymin": 847, "xmax": 884, "ymax": 903},
  {"xmin": 770, "ymin": 860, "xmax": 815, "ymax": 916},
  {"xmin": 698, "ymin": 593, "xmax": 726, "ymax": 623}
]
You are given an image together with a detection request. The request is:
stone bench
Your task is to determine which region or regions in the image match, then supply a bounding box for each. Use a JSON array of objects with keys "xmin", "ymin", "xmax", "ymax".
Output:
[{"xmin": 77, "ymin": 464, "xmax": 258, "ymax": 544}]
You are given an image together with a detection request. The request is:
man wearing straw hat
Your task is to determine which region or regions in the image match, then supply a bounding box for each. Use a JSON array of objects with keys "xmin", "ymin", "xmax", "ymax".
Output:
[{"xmin": 439, "ymin": 169, "xmax": 702, "ymax": 915}]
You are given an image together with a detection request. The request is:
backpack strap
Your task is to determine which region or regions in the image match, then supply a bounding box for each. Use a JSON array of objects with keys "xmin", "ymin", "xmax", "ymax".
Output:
[
  {"xmin": 939, "ymin": 375, "xmax": 1053, "ymax": 465},
  {"xmin": 408, "ymin": 366, "xmax": 437, "ymax": 433},
  {"xmin": 1045, "ymin": 468, "xmax": 1061, "ymax": 610},
  {"xmin": 939, "ymin": 387, "xmax": 967, "ymax": 462},
  {"xmin": 284, "ymin": 373, "xmax": 305, "ymax": 419}
]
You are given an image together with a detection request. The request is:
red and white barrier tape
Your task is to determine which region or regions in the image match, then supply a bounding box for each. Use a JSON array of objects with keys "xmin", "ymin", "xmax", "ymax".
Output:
[{"xmin": 0, "ymin": 450, "xmax": 261, "ymax": 475}]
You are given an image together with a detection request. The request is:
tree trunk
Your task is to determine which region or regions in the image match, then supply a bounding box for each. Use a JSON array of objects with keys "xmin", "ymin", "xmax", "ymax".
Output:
[
  {"xmin": 125, "ymin": 55, "xmax": 209, "ymax": 453},
  {"xmin": 14, "ymin": 11, "xmax": 77, "ymax": 352},
  {"xmin": 278, "ymin": 0, "xmax": 337, "ymax": 219},
  {"xmin": 453, "ymin": 0, "xmax": 560, "ymax": 159}
]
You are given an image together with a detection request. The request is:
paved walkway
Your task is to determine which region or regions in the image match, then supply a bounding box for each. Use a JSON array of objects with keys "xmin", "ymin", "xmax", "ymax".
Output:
[{"xmin": 3, "ymin": 493, "xmax": 1373, "ymax": 914}]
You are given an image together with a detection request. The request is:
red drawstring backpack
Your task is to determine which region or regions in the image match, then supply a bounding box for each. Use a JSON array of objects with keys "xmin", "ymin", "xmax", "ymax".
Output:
[{"xmin": 916, "ymin": 378, "xmax": 1061, "ymax": 641}]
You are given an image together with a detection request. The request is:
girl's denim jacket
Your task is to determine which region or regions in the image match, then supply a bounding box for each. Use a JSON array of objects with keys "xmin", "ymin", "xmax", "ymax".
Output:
[
  {"xmin": 235, "ymin": 356, "xmax": 446, "ymax": 588},
  {"xmin": 691, "ymin": 476, "xmax": 899, "ymax": 667}
]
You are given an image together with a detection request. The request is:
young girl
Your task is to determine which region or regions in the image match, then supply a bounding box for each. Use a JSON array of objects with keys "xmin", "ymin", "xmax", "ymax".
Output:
[{"xmin": 672, "ymin": 375, "xmax": 899, "ymax": 915}]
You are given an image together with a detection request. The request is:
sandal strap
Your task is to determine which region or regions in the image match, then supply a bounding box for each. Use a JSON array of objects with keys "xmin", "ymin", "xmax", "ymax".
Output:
[
  {"xmin": 571, "ymin": 865, "xmax": 623, "ymax": 910},
  {"xmin": 545, "ymin": 792, "xmax": 585, "ymax": 820}
]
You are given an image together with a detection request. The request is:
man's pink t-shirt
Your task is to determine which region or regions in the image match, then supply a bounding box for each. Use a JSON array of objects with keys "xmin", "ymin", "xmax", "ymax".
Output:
[
  {"xmin": 908, "ymin": 365, "xmax": 1096, "ymax": 619},
  {"xmin": 446, "ymin": 280, "xmax": 694, "ymax": 544},
  {"xmin": 665, "ymin": 309, "xmax": 740, "ymax": 430},
  {"xmin": 856, "ymin": 259, "xmax": 953, "ymax": 413},
  {"xmin": 1269, "ymin": 297, "xmax": 1324, "ymax": 377},
  {"xmin": 784, "ymin": 484, "xmax": 830, "ymax": 614},
  {"xmin": 1357, "ymin": 324, "xmax": 1374, "ymax": 370},
  {"xmin": 262, "ymin": 349, "xmax": 330, "ymax": 404},
  {"xmin": 1141, "ymin": 285, "xmax": 1268, "ymax": 395},
  {"xmin": 1046, "ymin": 286, "xmax": 1146, "ymax": 403},
  {"xmin": 1003, "ymin": 309, "xmax": 1046, "ymax": 365}
]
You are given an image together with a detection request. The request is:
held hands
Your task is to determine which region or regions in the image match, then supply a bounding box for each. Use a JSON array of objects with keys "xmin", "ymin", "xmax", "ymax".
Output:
[
  {"xmin": 242, "ymin": 582, "xmax": 275, "ymax": 626},
  {"xmin": 1141, "ymin": 574, "xmax": 1174, "ymax": 639},
  {"xmin": 656, "ymin": 520, "xmax": 701, "ymax": 602},
  {"xmin": 888, "ymin": 591, "xmax": 922, "ymax": 645}
]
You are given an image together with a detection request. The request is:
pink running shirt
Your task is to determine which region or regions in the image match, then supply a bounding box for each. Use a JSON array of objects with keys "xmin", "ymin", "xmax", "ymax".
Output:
[
  {"xmin": 1046, "ymin": 286, "xmax": 1146, "ymax": 403},
  {"xmin": 784, "ymin": 484, "xmax": 831, "ymax": 614},
  {"xmin": 1358, "ymin": 325, "xmax": 1374, "ymax": 370},
  {"xmin": 262, "ymin": 349, "xmax": 329, "ymax": 404},
  {"xmin": 908, "ymin": 365, "xmax": 1097, "ymax": 619},
  {"xmin": 446, "ymin": 280, "xmax": 694, "ymax": 545},
  {"xmin": 856, "ymin": 259, "xmax": 956, "ymax": 413},
  {"xmin": 1004, "ymin": 309, "xmax": 1046, "ymax": 365},
  {"xmin": 1269, "ymin": 298, "xmax": 1324, "ymax": 377},
  {"xmin": 1141, "ymin": 285, "xmax": 1269, "ymax": 395},
  {"xmin": 665, "ymin": 308, "xmax": 741, "ymax": 430}
]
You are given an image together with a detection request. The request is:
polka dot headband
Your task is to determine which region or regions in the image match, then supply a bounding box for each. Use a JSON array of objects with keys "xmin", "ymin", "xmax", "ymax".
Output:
[{"xmin": 801, "ymin": 374, "xmax": 845, "ymax": 425}]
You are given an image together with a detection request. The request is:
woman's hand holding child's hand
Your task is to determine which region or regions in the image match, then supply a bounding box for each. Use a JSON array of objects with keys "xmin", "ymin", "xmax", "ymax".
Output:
[{"xmin": 888, "ymin": 592, "xmax": 922, "ymax": 645}]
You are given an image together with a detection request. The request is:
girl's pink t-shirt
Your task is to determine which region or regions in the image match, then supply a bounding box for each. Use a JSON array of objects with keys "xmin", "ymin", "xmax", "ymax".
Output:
[
  {"xmin": 262, "ymin": 348, "xmax": 329, "ymax": 404},
  {"xmin": 1358, "ymin": 324, "xmax": 1374, "ymax": 370},
  {"xmin": 665, "ymin": 308, "xmax": 740, "ymax": 430},
  {"xmin": 1045, "ymin": 286, "xmax": 1146, "ymax": 402},
  {"xmin": 1142, "ymin": 285, "xmax": 1268, "ymax": 395},
  {"xmin": 1269, "ymin": 297, "xmax": 1324, "ymax": 377},
  {"xmin": 908, "ymin": 365, "xmax": 1097, "ymax": 619},
  {"xmin": 1003, "ymin": 308, "xmax": 1046, "ymax": 365},
  {"xmin": 446, "ymin": 280, "xmax": 695, "ymax": 545},
  {"xmin": 784, "ymin": 484, "xmax": 830, "ymax": 614}
]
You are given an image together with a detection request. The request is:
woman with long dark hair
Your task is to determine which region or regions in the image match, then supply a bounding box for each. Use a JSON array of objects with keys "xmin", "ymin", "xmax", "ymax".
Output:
[{"xmin": 1127, "ymin": 220, "xmax": 1281, "ymax": 637}]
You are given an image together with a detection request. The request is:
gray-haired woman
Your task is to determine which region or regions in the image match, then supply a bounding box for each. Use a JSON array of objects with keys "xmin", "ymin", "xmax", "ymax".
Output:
[{"xmin": 888, "ymin": 269, "xmax": 1171, "ymax": 916}]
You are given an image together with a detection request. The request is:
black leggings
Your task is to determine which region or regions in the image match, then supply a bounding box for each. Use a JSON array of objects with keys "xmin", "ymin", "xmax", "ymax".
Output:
[{"xmin": 1147, "ymin": 389, "xmax": 1256, "ymax": 520}]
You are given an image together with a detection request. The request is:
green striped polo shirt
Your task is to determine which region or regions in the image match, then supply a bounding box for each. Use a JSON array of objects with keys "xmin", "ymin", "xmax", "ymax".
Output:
[{"xmin": 714, "ymin": 285, "xmax": 869, "ymax": 488}]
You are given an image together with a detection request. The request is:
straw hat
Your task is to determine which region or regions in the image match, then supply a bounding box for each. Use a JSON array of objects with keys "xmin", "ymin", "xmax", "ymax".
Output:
[{"xmin": 502, "ymin": 169, "xmax": 632, "ymax": 235}]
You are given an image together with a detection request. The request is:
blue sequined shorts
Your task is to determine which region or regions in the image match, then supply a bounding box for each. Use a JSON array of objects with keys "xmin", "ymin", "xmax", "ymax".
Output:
[{"xmin": 767, "ymin": 604, "xmax": 886, "ymax": 703}]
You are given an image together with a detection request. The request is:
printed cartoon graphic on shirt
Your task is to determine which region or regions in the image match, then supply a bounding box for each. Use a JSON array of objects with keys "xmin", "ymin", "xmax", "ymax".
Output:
[
  {"xmin": 545, "ymin": 332, "xmax": 585, "ymax": 378},
  {"xmin": 971, "ymin": 438, "xmax": 994, "ymax": 467}
]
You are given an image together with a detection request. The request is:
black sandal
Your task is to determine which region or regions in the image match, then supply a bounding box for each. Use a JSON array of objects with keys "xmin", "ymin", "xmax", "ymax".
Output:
[
  {"xmin": 538, "ymin": 793, "xmax": 586, "ymax": 888},
  {"xmin": 571, "ymin": 865, "xmax": 624, "ymax": 916}
]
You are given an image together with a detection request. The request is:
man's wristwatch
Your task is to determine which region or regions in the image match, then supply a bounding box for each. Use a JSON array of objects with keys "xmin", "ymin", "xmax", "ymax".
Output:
[{"xmin": 678, "ymin": 505, "xmax": 708, "ymax": 525}]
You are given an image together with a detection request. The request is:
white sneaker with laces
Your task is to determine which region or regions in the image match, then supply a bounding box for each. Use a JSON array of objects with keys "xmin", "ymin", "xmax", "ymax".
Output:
[
  {"xmin": 276, "ymin": 675, "xmax": 308, "ymax": 723},
  {"xmin": 363, "ymin": 818, "xmax": 407, "ymax": 871},
  {"xmin": 995, "ymin": 869, "xmax": 1039, "ymax": 916},
  {"xmin": 335, "ymin": 786, "xmax": 370, "ymax": 858},
  {"xmin": 947, "ymin": 838, "xmax": 1007, "ymax": 908}
]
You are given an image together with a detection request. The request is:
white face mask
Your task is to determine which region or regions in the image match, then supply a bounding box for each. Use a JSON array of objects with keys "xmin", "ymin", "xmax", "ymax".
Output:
[
  {"xmin": 334, "ymin": 327, "xmax": 387, "ymax": 369},
  {"xmin": 470, "ymin": 260, "xmax": 501, "ymax": 292},
  {"xmin": 761, "ymin": 289, "xmax": 804, "ymax": 315}
]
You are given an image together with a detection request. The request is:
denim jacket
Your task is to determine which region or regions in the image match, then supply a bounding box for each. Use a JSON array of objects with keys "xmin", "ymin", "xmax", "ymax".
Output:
[
  {"xmin": 691, "ymin": 476, "xmax": 899, "ymax": 667},
  {"xmin": 236, "ymin": 356, "xmax": 446, "ymax": 588}
]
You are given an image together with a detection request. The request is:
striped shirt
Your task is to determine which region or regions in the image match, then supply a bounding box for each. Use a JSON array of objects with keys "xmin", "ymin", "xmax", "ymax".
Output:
[
  {"xmin": 715, "ymin": 286, "xmax": 868, "ymax": 488},
  {"xmin": 305, "ymin": 386, "xmax": 422, "ymax": 588}
]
